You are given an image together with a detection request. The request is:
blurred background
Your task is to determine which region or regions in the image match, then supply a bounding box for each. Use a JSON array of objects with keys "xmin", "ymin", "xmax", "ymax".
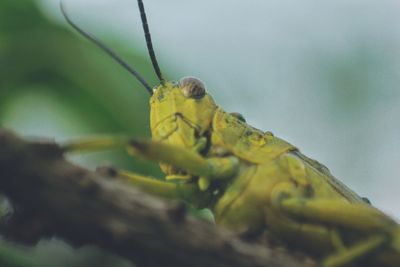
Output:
[{"xmin": 0, "ymin": 0, "xmax": 399, "ymax": 266}]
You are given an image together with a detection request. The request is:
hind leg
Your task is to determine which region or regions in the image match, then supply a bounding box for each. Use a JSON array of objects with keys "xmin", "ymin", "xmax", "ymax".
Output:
[
  {"xmin": 322, "ymin": 234, "xmax": 388, "ymax": 267},
  {"xmin": 271, "ymin": 182, "xmax": 398, "ymax": 267}
]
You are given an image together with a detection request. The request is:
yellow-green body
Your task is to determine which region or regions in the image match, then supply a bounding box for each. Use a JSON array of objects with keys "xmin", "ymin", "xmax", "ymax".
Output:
[
  {"xmin": 61, "ymin": 1, "xmax": 399, "ymax": 265},
  {"xmin": 147, "ymin": 81, "xmax": 400, "ymax": 266},
  {"xmin": 66, "ymin": 80, "xmax": 400, "ymax": 267},
  {"xmin": 210, "ymin": 109, "xmax": 361, "ymax": 237}
]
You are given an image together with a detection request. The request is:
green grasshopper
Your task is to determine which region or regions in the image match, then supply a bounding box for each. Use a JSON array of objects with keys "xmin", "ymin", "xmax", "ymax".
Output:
[{"xmin": 61, "ymin": 1, "xmax": 400, "ymax": 266}]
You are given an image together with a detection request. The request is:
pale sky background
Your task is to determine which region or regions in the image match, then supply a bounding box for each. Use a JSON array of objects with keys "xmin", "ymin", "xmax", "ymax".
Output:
[{"xmin": 36, "ymin": 0, "xmax": 400, "ymax": 218}]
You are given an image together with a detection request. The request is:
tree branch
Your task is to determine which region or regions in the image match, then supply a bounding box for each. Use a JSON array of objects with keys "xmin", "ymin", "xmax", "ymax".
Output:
[{"xmin": 0, "ymin": 129, "xmax": 316, "ymax": 267}]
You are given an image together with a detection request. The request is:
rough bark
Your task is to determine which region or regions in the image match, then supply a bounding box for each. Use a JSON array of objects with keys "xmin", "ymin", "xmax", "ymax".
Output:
[{"xmin": 0, "ymin": 129, "xmax": 316, "ymax": 267}]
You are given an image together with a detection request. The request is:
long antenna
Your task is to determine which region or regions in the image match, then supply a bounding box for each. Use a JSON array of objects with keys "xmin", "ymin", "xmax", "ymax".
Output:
[
  {"xmin": 137, "ymin": 0, "xmax": 165, "ymax": 84},
  {"xmin": 60, "ymin": 1, "xmax": 153, "ymax": 95}
]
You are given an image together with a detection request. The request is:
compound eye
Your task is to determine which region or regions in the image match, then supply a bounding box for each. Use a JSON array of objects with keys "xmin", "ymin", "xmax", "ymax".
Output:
[{"xmin": 179, "ymin": 77, "xmax": 206, "ymax": 99}]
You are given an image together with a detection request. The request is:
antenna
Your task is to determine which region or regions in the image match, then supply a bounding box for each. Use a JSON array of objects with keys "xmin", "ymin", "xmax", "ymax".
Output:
[
  {"xmin": 60, "ymin": 1, "xmax": 153, "ymax": 95},
  {"xmin": 137, "ymin": 0, "xmax": 165, "ymax": 84}
]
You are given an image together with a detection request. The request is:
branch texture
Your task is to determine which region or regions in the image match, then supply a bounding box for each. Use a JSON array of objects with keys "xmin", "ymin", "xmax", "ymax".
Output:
[{"xmin": 0, "ymin": 129, "xmax": 316, "ymax": 267}]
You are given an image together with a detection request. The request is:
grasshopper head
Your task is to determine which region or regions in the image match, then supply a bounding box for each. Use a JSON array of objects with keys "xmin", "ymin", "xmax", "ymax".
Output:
[
  {"xmin": 61, "ymin": 0, "xmax": 217, "ymax": 181},
  {"xmin": 150, "ymin": 77, "xmax": 218, "ymax": 179}
]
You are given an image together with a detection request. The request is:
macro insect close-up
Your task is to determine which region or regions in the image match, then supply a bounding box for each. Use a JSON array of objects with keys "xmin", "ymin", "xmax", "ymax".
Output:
[{"xmin": 0, "ymin": 0, "xmax": 400, "ymax": 267}]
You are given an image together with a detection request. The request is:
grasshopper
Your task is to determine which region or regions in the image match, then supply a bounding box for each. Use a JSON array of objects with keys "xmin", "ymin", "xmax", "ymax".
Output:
[{"xmin": 61, "ymin": 1, "xmax": 400, "ymax": 266}]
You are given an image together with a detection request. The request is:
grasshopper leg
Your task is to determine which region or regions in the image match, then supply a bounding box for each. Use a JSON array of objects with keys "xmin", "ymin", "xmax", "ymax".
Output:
[
  {"xmin": 322, "ymin": 234, "xmax": 388, "ymax": 267},
  {"xmin": 97, "ymin": 166, "xmax": 198, "ymax": 201},
  {"xmin": 62, "ymin": 135, "xmax": 130, "ymax": 153},
  {"xmin": 62, "ymin": 136, "xmax": 240, "ymax": 180},
  {"xmin": 128, "ymin": 139, "xmax": 240, "ymax": 179},
  {"xmin": 63, "ymin": 136, "xmax": 199, "ymax": 200},
  {"xmin": 272, "ymin": 188, "xmax": 398, "ymax": 267},
  {"xmin": 278, "ymin": 198, "xmax": 397, "ymax": 232}
]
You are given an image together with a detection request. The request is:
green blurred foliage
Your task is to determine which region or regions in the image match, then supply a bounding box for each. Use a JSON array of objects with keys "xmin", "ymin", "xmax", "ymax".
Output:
[
  {"xmin": 0, "ymin": 0, "xmax": 168, "ymax": 266},
  {"xmin": 0, "ymin": 0, "xmax": 163, "ymax": 175},
  {"xmin": 2, "ymin": 0, "xmax": 397, "ymax": 265},
  {"xmin": 0, "ymin": 240, "xmax": 47, "ymax": 267}
]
